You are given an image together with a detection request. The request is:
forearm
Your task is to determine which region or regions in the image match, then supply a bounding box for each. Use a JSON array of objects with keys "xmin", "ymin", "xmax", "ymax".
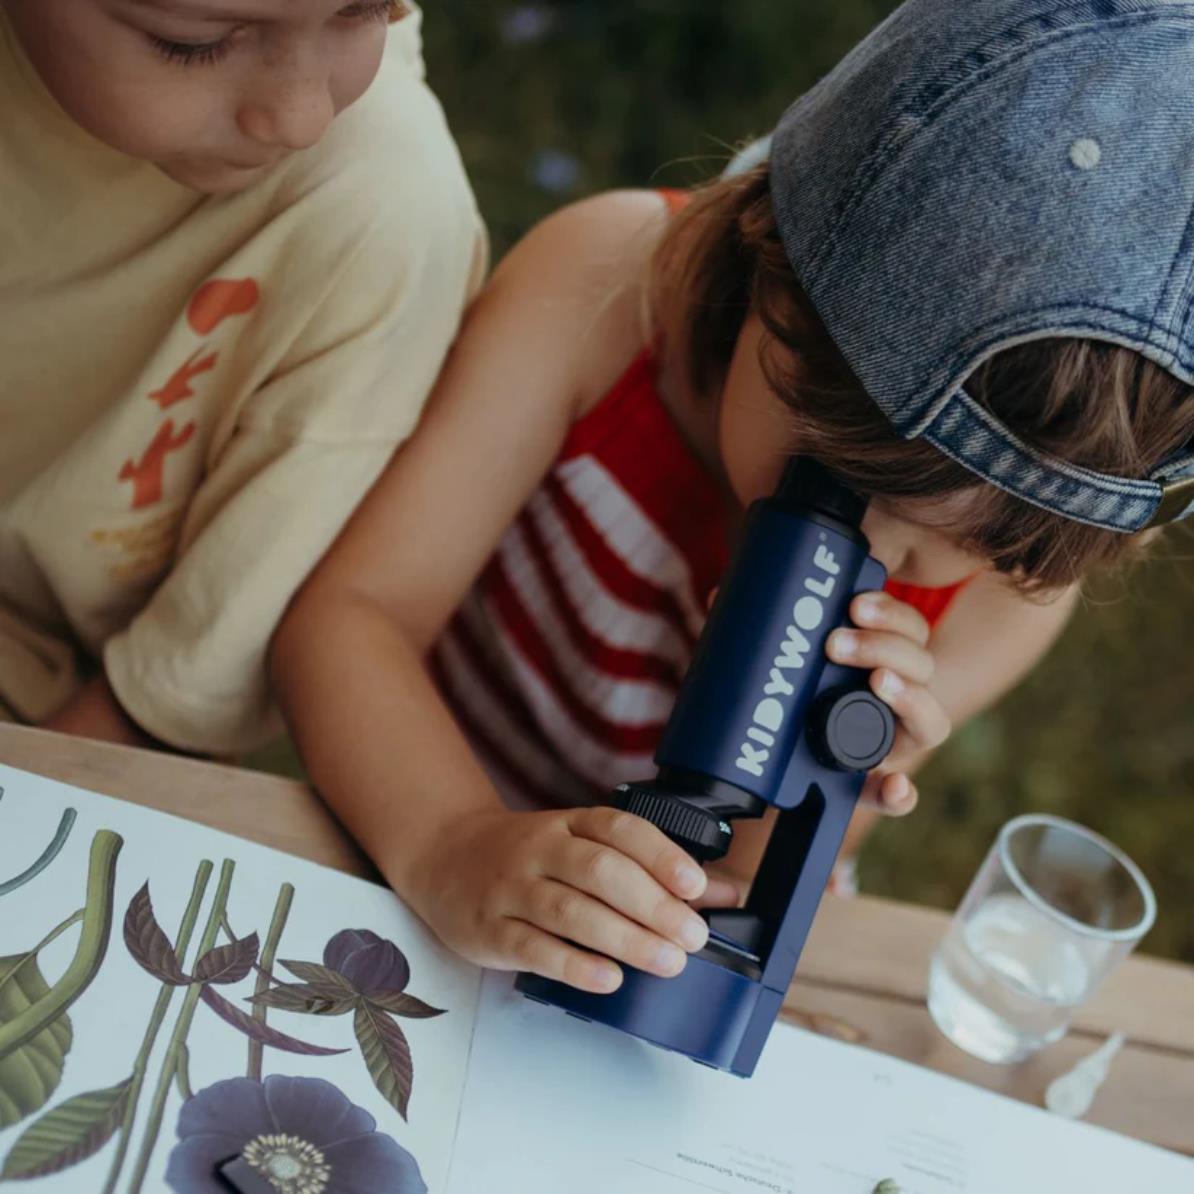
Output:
[{"xmin": 270, "ymin": 589, "xmax": 505, "ymax": 903}]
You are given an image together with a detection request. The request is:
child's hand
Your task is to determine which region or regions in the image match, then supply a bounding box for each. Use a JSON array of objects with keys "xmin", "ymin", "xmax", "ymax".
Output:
[
  {"xmin": 408, "ymin": 806, "xmax": 714, "ymax": 994},
  {"xmin": 825, "ymin": 591, "xmax": 950, "ymax": 816}
]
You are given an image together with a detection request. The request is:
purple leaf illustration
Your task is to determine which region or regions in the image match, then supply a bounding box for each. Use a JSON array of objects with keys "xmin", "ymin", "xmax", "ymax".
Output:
[
  {"xmin": 192, "ymin": 933, "xmax": 259, "ymax": 986},
  {"xmin": 247, "ymin": 982, "xmax": 358, "ymax": 1017},
  {"xmin": 364, "ymin": 992, "xmax": 446, "ymax": 1020},
  {"xmin": 199, "ymin": 988, "xmax": 348, "ymax": 1057},
  {"xmin": 123, "ymin": 884, "xmax": 191, "ymax": 986},
  {"xmin": 165, "ymin": 1075, "xmax": 427, "ymax": 1193},
  {"xmin": 324, "ymin": 929, "xmax": 410, "ymax": 995},
  {"xmin": 0, "ymin": 1079, "xmax": 132, "ymax": 1180},
  {"xmin": 278, "ymin": 959, "xmax": 357, "ymax": 992},
  {"xmin": 322, "ymin": 928, "xmax": 383, "ymax": 972},
  {"xmin": 353, "ymin": 1003, "xmax": 413, "ymax": 1120}
]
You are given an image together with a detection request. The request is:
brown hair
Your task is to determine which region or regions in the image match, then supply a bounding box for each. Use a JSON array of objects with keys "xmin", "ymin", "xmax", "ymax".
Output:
[{"xmin": 649, "ymin": 166, "xmax": 1194, "ymax": 590}]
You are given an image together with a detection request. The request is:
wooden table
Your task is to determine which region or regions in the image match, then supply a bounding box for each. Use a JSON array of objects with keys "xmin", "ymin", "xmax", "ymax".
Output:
[{"xmin": 3, "ymin": 722, "xmax": 1191, "ymax": 1156}]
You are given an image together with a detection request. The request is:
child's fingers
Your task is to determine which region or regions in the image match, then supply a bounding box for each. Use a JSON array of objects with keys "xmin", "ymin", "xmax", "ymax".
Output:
[
  {"xmin": 826, "ymin": 628, "xmax": 934, "ymax": 685},
  {"xmin": 870, "ymin": 669, "xmax": 951, "ymax": 751},
  {"xmin": 520, "ymin": 878, "xmax": 692, "ymax": 979},
  {"xmin": 498, "ymin": 919, "xmax": 622, "ymax": 994},
  {"xmin": 544, "ymin": 834, "xmax": 709, "ymax": 954},
  {"xmin": 860, "ymin": 769, "xmax": 919, "ymax": 815},
  {"xmin": 851, "ymin": 591, "xmax": 932, "ymax": 647},
  {"xmin": 880, "ymin": 771, "xmax": 919, "ymax": 814},
  {"xmin": 567, "ymin": 806, "xmax": 707, "ymax": 900},
  {"xmin": 692, "ymin": 874, "xmax": 744, "ymax": 910}
]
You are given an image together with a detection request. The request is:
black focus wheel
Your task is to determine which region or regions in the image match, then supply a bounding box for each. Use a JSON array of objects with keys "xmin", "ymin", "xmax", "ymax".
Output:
[
  {"xmin": 609, "ymin": 782, "xmax": 734, "ymax": 863},
  {"xmin": 808, "ymin": 686, "xmax": 896, "ymax": 773}
]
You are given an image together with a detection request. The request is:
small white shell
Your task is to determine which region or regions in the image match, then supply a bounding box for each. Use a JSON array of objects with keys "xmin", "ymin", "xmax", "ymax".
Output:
[{"xmin": 1045, "ymin": 1033, "xmax": 1126, "ymax": 1120}]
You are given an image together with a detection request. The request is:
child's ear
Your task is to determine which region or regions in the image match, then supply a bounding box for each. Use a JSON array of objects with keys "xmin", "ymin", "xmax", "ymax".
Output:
[{"xmin": 389, "ymin": 1, "xmax": 411, "ymax": 23}]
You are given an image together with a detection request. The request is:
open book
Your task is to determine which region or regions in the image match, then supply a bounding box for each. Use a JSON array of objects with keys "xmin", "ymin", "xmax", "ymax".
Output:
[{"xmin": 0, "ymin": 762, "xmax": 1189, "ymax": 1193}]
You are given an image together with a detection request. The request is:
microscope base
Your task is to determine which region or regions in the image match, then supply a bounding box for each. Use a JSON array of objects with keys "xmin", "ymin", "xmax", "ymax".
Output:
[{"xmin": 516, "ymin": 953, "xmax": 785, "ymax": 1078}]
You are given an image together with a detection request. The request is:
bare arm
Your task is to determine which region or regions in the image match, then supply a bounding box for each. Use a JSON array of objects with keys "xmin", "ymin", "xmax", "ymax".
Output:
[
  {"xmin": 272, "ymin": 191, "xmax": 659, "ymax": 878},
  {"xmin": 271, "ymin": 192, "xmax": 713, "ymax": 991},
  {"xmin": 272, "ymin": 210, "xmax": 587, "ymax": 888}
]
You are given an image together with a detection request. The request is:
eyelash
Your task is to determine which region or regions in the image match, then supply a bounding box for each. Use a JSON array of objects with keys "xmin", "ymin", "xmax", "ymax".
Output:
[{"xmin": 150, "ymin": 0, "xmax": 401, "ymax": 67}]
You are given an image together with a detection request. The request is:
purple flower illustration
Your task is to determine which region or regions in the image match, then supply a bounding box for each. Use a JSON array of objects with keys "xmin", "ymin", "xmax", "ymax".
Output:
[
  {"xmin": 165, "ymin": 1075, "xmax": 426, "ymax": 1193},
  {"xmin": 323, "ymin": 929, "xmax": 410, "ymax": 995}
]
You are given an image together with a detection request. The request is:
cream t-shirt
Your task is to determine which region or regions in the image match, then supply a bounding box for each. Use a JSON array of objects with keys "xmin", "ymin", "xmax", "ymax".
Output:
[{"xmin": 0, "ymin": 9, "xmax": 486, "ymax": 753}]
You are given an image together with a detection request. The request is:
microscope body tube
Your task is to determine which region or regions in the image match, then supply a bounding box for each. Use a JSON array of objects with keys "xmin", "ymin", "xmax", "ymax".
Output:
[
  {"xmin": 517, "ymin": 478, "xmax": 892, "ymax": 1077},
  {"xmin": 656, "ymin": 499, "xmax": 872, "ymax": 808}
]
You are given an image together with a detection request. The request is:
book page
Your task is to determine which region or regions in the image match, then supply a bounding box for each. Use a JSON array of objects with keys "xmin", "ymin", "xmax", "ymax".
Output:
[
  {"xmin": 448, "ymin": 973, "xmax": 1194, "ymax": 1193},
  {"xmin": 0, "ymin": 764, "xmax": 481, "ymax": 1193}
]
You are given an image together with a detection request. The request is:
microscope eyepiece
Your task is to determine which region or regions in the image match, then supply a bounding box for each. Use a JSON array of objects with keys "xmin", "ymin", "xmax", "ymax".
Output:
[{"xmin": 775, "ymin": 457, "xmax": 867, "ymax": 529}]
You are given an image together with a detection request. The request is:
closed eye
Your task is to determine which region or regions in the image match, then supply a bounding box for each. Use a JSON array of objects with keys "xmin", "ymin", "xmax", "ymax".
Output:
[
  {"xmin": 150, "ymin": 35, "xmax": 230, "ymax": 66},
  {"xmin": 148, "ymin": 1, "xmax": 403, "ymax": 68}
]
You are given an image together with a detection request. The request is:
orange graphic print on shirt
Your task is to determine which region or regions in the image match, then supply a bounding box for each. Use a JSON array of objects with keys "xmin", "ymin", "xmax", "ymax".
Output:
[
  {"xmin": 149, "ymin": 347, "xmax": 219, "ymax": 410},
  {"xmin": 118, "ymin": 419, "xmax": 197, "ymax": 509},
  {"xmin": 113, "ymin": 276, "xmax": 260, "ymax": 517},
  {"xmin": 187, "ymin": 278, "xmax": 260, "ymax": 335}
]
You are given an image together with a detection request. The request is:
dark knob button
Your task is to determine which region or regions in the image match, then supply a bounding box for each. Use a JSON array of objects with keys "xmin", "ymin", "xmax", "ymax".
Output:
[
  {"xmin": 610, "ymin": 783, "xmax": 733, "ymax": 863},
  {"xmin": 808, "ymin": 687, "xmax": 896, "ymax": 772}
]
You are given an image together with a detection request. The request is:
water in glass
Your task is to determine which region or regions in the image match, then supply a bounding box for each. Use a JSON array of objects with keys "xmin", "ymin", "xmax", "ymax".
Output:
[{"xmin": 928, "ymin": 892, "xmax": 1090, "ymax": 1063}]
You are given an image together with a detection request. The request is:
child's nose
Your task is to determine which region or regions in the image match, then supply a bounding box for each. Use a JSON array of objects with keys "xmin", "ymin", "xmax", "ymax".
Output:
[{"xmin": 238, "ymin": 56, "xmax": 335, "ymax": 151}]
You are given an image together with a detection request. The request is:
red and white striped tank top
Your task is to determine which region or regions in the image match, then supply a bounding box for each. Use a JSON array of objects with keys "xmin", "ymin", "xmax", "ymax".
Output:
[{"xmin": 429, "ymin": 349, "xmax": 968, "ymax": 812}]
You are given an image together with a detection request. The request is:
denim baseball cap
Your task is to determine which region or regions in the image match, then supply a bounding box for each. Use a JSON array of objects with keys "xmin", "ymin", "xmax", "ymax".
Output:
[{"xmin": 765, "ymin": 0, "xmax": 1194, "ymax": 532}]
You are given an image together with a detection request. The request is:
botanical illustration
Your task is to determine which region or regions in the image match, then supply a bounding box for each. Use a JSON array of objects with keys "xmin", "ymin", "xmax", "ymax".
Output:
[
  {"xmin": 0, "ymin": 792, "xmax": 441, "ymax": 1192},
  {"xmin": 167, "ymin": 1075, "xmax": 426, "ymax": 1193},
  {"xmin": 0, "ymin": 815, "xmax": 121, "ymax": 1140}
]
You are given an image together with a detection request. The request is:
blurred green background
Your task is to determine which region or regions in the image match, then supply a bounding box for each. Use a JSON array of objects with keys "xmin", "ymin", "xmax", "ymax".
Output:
[{"xmin": 268, "ymin": 1, "xmax": 1194, "ymax": 960}]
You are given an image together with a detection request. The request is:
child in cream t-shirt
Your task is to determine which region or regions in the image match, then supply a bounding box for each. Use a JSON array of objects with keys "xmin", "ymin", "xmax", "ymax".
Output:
[{"xmin": 0, "ymin": 0, "xmax": 486, "ymax": 754}]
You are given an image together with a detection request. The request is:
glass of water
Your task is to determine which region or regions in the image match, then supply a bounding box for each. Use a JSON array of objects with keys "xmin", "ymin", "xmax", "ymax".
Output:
[{"xmin": 927, "ymin": 814, "xmax": 1156, "ymax": 1064}]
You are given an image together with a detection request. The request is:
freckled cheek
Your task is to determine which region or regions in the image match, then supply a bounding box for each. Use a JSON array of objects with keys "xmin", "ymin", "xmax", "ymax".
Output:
[
  {"xmin": 52, "ymin": 67, "xmax": 225, "ymax": 161},
  {"xmin": 109, "ymin": 107, "xmax": 224, "ymax": 163},
  {"xmin": 330, "ymin": 37, "xmax": 388, "ymax": 115}
]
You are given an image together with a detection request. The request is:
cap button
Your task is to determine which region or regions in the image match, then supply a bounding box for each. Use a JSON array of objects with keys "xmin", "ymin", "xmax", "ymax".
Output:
[{"xmin": 1069, "ymin": 138, "xmax": 1102, "ymax": 171}]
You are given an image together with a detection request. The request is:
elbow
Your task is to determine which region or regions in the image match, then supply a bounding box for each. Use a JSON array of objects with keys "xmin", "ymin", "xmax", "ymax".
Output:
[
  {"xmin": 268, "ymin": 568, "xmax": 364, "ymax": 698},
  {"xmin": 268, "ymin": 571, "xmax": 435, "ymax": 702}
]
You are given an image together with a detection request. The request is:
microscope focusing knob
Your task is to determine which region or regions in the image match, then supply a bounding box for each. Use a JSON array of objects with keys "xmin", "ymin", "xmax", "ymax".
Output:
[
  {"xmin": 808, "ymin": 687, "xmax": 896, "ymax": 773},
  {"xmin": 610, "ymin": 783, "xmax": 734, "ymax": 863}
]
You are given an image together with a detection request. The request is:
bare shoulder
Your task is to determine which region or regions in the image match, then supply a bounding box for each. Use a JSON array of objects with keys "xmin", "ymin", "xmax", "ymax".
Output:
[
  {"xmin": 489, "ymin": 190, "xmax": 673, "ymax": 414},
  {"xmin": 500, "ymin": 190, "xmax": 671, "ymax": 285}
]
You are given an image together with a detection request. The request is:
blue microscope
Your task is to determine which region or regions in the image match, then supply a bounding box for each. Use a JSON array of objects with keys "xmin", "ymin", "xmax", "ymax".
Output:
[{"xmin": 516, "ymin": 457, "xmax": 896, "ymax": 1077}]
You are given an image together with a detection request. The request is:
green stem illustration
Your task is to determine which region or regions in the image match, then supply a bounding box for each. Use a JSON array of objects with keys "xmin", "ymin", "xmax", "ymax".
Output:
[
  {"xmin": 174, "ymin": 1046, "xmax": 193, "ymax": 1101},
  {"xmin": 0, "ymin": 830, "xmax": 121, "ymax": 1062},
  {"xmin": 0, "ymin": 807, "xmax": 77, "ymax": 898},
  {"xmin": 124, "ymin": 864, "xmax": 234, "ymax": 1189},
  {"xmin": 126, "ymin": 858, "xmax": 234, "ymax": 1194},
  {"xmin": 100, "ymin": 861, "xmax": 212, "ymax": 1194},
  {"xmin": 0, "ymin": 910, "xmax": 84, "ymax": 1002},
  {"xmin": 247, "ymin": 883, "xmax": 294, "ymax": 1081}
]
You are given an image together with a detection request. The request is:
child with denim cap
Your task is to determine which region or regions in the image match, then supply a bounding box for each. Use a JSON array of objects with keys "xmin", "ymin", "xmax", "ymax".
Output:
[
  {"xmin": 274, "ymin": 0, "xmax": 1194, "ymax": 996},
  {"xmin": 0, "ymin": 1, "xmax": 485, "ymax": 753}
]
